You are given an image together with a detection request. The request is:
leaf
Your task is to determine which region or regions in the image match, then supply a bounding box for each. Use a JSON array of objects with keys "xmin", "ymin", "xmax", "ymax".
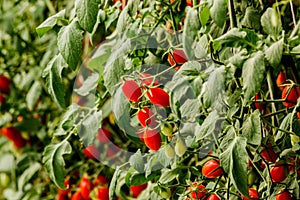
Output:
[
  {"xmin": 109, "ymin": 167, "xmax": 122, "ymax": 200},
  {"xmin": 241, "ymin": 110, "xmax": 262, "ymax": 145},
  {"xmin": 103, "ymin": 38, "xmax": 130, "ymax": 95},
  {"xmin": 261, "ymin": 8, "xmax": 282, "ymax": 36},
  {"xmin": 0, "ymin": 113, "xmax": 13, "ymax": 127},
  {"xmin": 275, "ymin": 113, "xmax": 292, "ymax": 142},
  {"xmin": 183, "ymin": 8, "xmax": 200, "ymax": 60},
  {"xmin": 0, "ymin": 154, "xmax": 15, "ymax": 172},
  {"xmin": 74, "ymin": 73, "xmax": 99, "ymax": 96},
  {"xmin": 214, "ymin": 28, "xmax": 247, "ymax": 48},
  {"xmin": 42, "ymin": 140, "xmax": 72, "ymax": 189},
  {"xmin": 36, "ymin": 10, "xmax": 66, "ymax": 37},
  {"xmin": 180, "ymin": 99, "xmax": 200, "ymax": 122},
  {"xmin": 220, "ymin": 137, "xmax": 248, "ymax": 197},
  {"xmin": 18, "ymin": 162, "xmax": 41, "ymax": 190},
  {"xmin": 264, "ymin": 38, "xmax": 284, "ymax": 67},
  {"xmin": 241, "ymin": 7, "xmax": 261, "ymax": 30},
  {"xmin": 242, "ymin": 51, "xmax": 265, "ymax": 102},
  {"xmin": 26, "ymin": 81, "xmax": 42, "ymax": 111},
  {"xmin": 195, "ymin": 110, "xmax": 219, "ymax": 141},
  {"xmin": 75, "ymin": 0, "xmax": 99, "ymax": 33},
  {"xmin": 56, "ymin": 104, "xmax": 80, "ymax": 136},
  {"xmin": 210, "ymin": 0, "xmax": 227, "ymax": 27},
  {"xmin": 200, "ymin": 5, "xmax": 210, "ymax": 26},
  {"xmin": 79, "ymin": 110, "xmax": 102, "ymax": 146},
  {"xmin": 159, "ymin": 168, "xmax": 180, "ymax": 184},
  {"xmin": 195, "ymin": 35, "xmax": 209, "ymax": 59},
  {"xmin": 129, "ymin": 150, "xmax": 144, "ymax": 173},
  {"xmin": 57, "ymin": 20, "xmax": 84, "ymax": 71},
  {"xmin": 42, "ymin": 54, "xmax": 67, "ymax": 109}
]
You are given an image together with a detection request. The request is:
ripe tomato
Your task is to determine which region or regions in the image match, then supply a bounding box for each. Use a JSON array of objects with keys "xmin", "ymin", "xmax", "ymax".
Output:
[
  {"xmin": 57, "ymin": 192, "xmax": 69, "ymax": 200},
  {"xmin": 97, "ymin": 128, "xmax": 112, "ymax": 144},
  {"xmin": 202, "ymin": 159, "xmax": 223, "ymax": 179},
  {"xmin": 282, "ymin": 85, "xmax": 300, "ymax": 108},
  {"xmin": 260, "ymin": 147, "xmax": 278, "ymax": 163},
  {"xmin": 276, "ymin": 191, "xmax": 292, "ymax": 200},
  {"xmin": 144, "ymin": 128, "xmax": 162, "ymax": 151},
  {"xmin": 137, "ymin": 108, "xmax": 157, "ymax": 128},
  {"xmin": 270, "ymin": 162, "xmax": 287, "ymax": 183},
  {"xmin": 94, "ymin": 175, "xmax": 108, "ymax": 186},
  {"xmin": 136, "ymin": 128, "xmax": 145, "ymax": 142},
  {"xmin": 130, "ymin": 183, "xmax": 148, "ymax": 197},
  {"xmin": 58, "ymin": 179, "xmax": 70, "ymax": 195},
  {"xmin": 121, "ymin": 80, "xmax": 142, "ymax": 102},
  {"xmin": 79, "ymin": 176, "xmax": 93, "ymax": 199},
  {"xmin": 206, "ymin": 193, "xmax": 220, "ymax": 200},
  {"xmin": 254, "ymin": 93, "xmax": 265, "ymax": 112},
  {"xmin": 276, "ymin": 71, "xmax": 286, "ymax": 90},
  {"xmin": 187, "ymin": 182, "xmax": 207, "ymax": 200},
  {"xmin": 83, "ymin": 145, "xmax": 100, "ymax": 160},
  {"xmin": 95, "ymin": 186, "xmax": 109, "ymax": 200},
  {"xmin": 242, "ymin": 188, "xmax": 259, "ymax": 200},
  {"xmin": 0, "ymin": 75, "xmax": 11, "ymax": 94},
  {"xmin": 0, "ymin": 126, "xmax": 27, "ymax": 149},
  {"xmin": 139, "ymin": 73, "xmax": 159, "ymax": 87},
  {"xmin": 168, "ymin": 49, "xmax": 188, "ymax": 66},
  {"xmin": 146, "ymin": 88, "xmax": 170, "ymax": 107},
  {"xmin": 71, "ymin": 191, "xmax": 84, "ymax": 200}
]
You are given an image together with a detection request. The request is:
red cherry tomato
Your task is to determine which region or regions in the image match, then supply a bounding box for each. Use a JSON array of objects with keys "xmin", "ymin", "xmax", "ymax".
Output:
[
  {"xmin": 0, "ymin": 75, "xmax": 11, "ymax": 94},
  {"xmin": 57, "ymin": 192, "xmax": 69, "ymax": 200},
  {"xmin": 144, "ymin": 128, "xmax": 161, "ymax": 151},
  {"xmin": 187, "ymin": 182, "xmax": 207, "ymax": 200},
  {"xmin": 206, "ymin": 193, "xmax": 220, "ymax": 200},
  {"xmin": 137, "ymin": 128, "xmax": 145, "ymax": 142},
  {"xmin": 276, "ymin": 71, "xmax": 286, "ymax": 91},
  {"xmin": 276, "ymin": 191, "xmax": 292, "ymax": 200},
  {"xmin": 58, "ymin": 179, "xmax": 70, "ymax": 195},
  {"xmin": 71, "ymin": 191, "xmax": 84, "ymax": 200},
  {"xmin": 79, "ymin": 176, "xmax": 93, "ymax": 199},
  {"xmin": 139, "ymin": 73, "xmax": 159, "ymax": 87},
  {"xmin": 94, "ymin": 175, "xmax": 108, "ymax": 186},
  {"xmin": 242, "ymin": 188, "xmax": 259, "ymax": 200},
  {"xmin": 121, "ymin": 80, "xmax": 142, "ymax": 102},
  {"xmin": 83, "ymin": 145, "xmax": 100, "ymax": 160},
  {"xmin": 95, "ymin": 186, "xmax": 109, "ymax": 200},
  {"xmin": 97, "ymin": 128, "xmax": 112, "ymax": 144},
  {"xmin": 146, "ymin": 88, "xmax": 170, "ymax": 107},
  {"xmin": 282, "ymin": 85, "xmax": 300, "ymax": 108},
  {"xmin": 202, "ymin": 159, "xmax": 223, "ymax": 179},
  {"xmin": 261, "ymin": 147, "xmax": 278, "ymax": 163},
  {"xmin": 168, "ymin": 49, "xmax": 188, "ymax": 66},
  {"xmin": 137, "ymin": 108, "xmax": 158, "ymax": 128},
  {"xmin": 0, "ymin": 127, "xmax": 27, "ymax": 149},
  {"xmin": 270, "ymin": 162, "xmax": 287, "ymax": 183},
  {"xmin": 130, "ymin": 183, "xmax": 148, "ymax": 198},
  {"xmin": 254, "ymin": 93, "xmax": 265, "ymax": 112}
]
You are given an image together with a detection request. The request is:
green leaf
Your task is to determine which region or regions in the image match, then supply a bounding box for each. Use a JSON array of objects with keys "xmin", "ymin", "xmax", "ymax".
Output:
[
  {"xmin": 74, "ymin": 73, "xmax": 99, "ymax": 96},
  {"xmin": 0, "ymin": 154, "xmax": 15, "ymax": 172},
  {"xmin": 200, "ymin": 5, "xmax": 210, "ymax": 26},
  {"xmin": 195, "ymin": 110, "xmax": 219, "ymax": 141},
  {"xmin": 0, "ymin": 113, "xmax": 13, "ymax": 127},
  {"xmin": 42, "ymin": 54, "xmax": 67, "ymax": 109},
  {"xmin": 220, "ymin": 136, "xmax": 248, "ymax": 197},
  {"xmin": 242, "ymin": 51, "xmax": 265, "ymax": 102},
  {"xmin": 195, "ymin": 35, "xmax": 209, "ymax": 59},
  {"xmin": 36, "ymin": 10, "xmax": 65, "ymax": 37},
  {"xmin": 241, "ymin": 110, "xmax": 262, "ymax": 145},
  {"xmin": 261, "ymin": 8, "xmax": 282, "ymax": 36},
  {"xmin": 159, "ymin": 168, "xmax": 180, "ymax": 184},
  {"xmin": 109, "ymin": 167, "xmax": 122, "ymax": 200},
  {"xmin": 75, "ymin": 0, "xmax": 99, "ymax": 33},
  {"xmin": 18, "ymin": 162, "xmax": 41, "ymax": 190},
  {"xmin": 57, "ymin": 20, "xmax": 84, "ymax": 71},
  {"xmin": 116, "ymin": 0, "xmax": 139, "ymax": 34},
  {"xmin": 42, "ymin": 141, "xmax": 72, "ymax": 189},
  {"xmin": 183, "ymin": 8, "xmax": 200, "ymax": 60},
  {"xmin": 180, "ymin": 99, "xmax": 200, "ymax": 122},
  {"xmin": 129, "ymin": 150, "xmax": 144, "ymax": 173},
  {"xmin": 210, "ymin": 0, "xmax": 227, "ymax": 27},
  {"xmin": 126, "ymin": 170, "xmax": 159, "ymax": 186},
  {"xmin": 241, "ymin": 7, "xmax": 261, "ymax": 30},
  {"xmin": 264, "ymin": 38, "xmax": 284, "ymax": 67},
  {"xmin": 56, "ymin": 104, "xmax": 80, "ymax": 136},
  {"xmin": 79, "ymin": 110, "xmax": 102, "ymax": 146},
  {"xmin": 226, "ymin": 49, "xmax": 248, "ymax": 68},
  {"xmin": 26, "ymin": 81, "xmax": 42, "ymax": 111},
  {"xmin": 275, "ymin": 113, "xmax": 292, "ymax": 142},
  {"xmin": 214, "ymin": 28, "xmax": 247, "ymax": 48}
]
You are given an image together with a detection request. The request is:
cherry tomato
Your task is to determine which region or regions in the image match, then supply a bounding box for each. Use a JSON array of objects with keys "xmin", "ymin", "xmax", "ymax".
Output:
[
  {"xmin": 79, "ymin": 176, "xmax": 93, "ymax": 199},
  {"xmin": 139, "ymin": 73, "xmax": 159, "ymax": 87},
  {"xmin": 121, "ymin": 80, "xmax": 142, "ymax": 102},
  {"xmin": 58, "ymin": 179, "xmax": 70, "ymax": 195},
  {"xmin": 270, "ymin": 162, "xmax": 287, "ymax": 183},
  {"xmin": 202, "ymin": 159, "xmax": 223, "ymax": 179},
  {"xmin": 57, "ymin": 192, "xmax": 69, "ymax": 200},
  {"xmin": 282, "ymin": 85, "xmax": 300, "ymax": 108},
  {"xmin": 206, "ymin": 193, "xmax": 220, "ymax": 200},
  {"xmin": 254, "ymin": 93, "xmax": 265, "ymax": 112},
  {"xmin": 137, "ymin": 108, "xmax": 157, "ymax": 128},
  {"xmin": 0, "ymin": 126, "xmax": 27, "ymax": 149},
  {"xmin": 71, "ymin": 191, "xmax": 84, "ymax": 200},
  {"xmin": 144, "ymin": 128, "xmax": 162, "ymax": 151},
  {"xmin": 130, "ymin": 183, "xmax": 148, "ymax": 197},
  {"xmin": 136, "ymin": 128, "xmax": 145, "ymax": 142},
  {"xmin": 242, "ymin": 188, "xmax": 259, "ymax": 200},
  {"xmin": 276, "ymin": 191, "xmax": 292, "ymax": 200},
  {"xmin": 276, "ymin": 71, "xmax": 286, "ymax": 91},
  {"xmin": 0, "ymin": 75, "xmax": 11, "ymax": 94},
  {"xmin": 168, "ymin": 49, "xmax": 188, "ymax": 67},
  {"xmin": 83, "ymin": 145, "xmax": 100, "ymax": 160},
  {"xmin": 146, "ymin": 88, "xmax": 170, "ymax": 107},
  {"xmin": 95, "ymin": 186, "xmax": 109, "ymax": 200},
  {"xmin": 94, "ymin": 175, "xmax": 108, "ymax": 186},
  {"xmin": 97, "ymin": 128, "xmax": 112, "ymax": 144},
  {"xmin": 261, "ymin": 147, "xmax": 278, "ymax": 163},
  {"xmin": 187, "ymin": 182, "xmax": 207, "ymax": 200}
]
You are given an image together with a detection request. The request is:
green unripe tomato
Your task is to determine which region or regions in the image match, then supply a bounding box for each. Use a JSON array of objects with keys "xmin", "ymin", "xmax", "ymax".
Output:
[
  {"xmin": 161, "ymin": 122, "xmax": 173, "ymax": 136},
  {"xmin": 175, "ymin": 137, "xmax": 187, "ymax": 157},
  {"xmin": 164, "ymin": 143, "xmax": 176, "ymax": 158},
  {"xmin": 0, "ymin": 173, "xmax": 10, "ymax": 188}
]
